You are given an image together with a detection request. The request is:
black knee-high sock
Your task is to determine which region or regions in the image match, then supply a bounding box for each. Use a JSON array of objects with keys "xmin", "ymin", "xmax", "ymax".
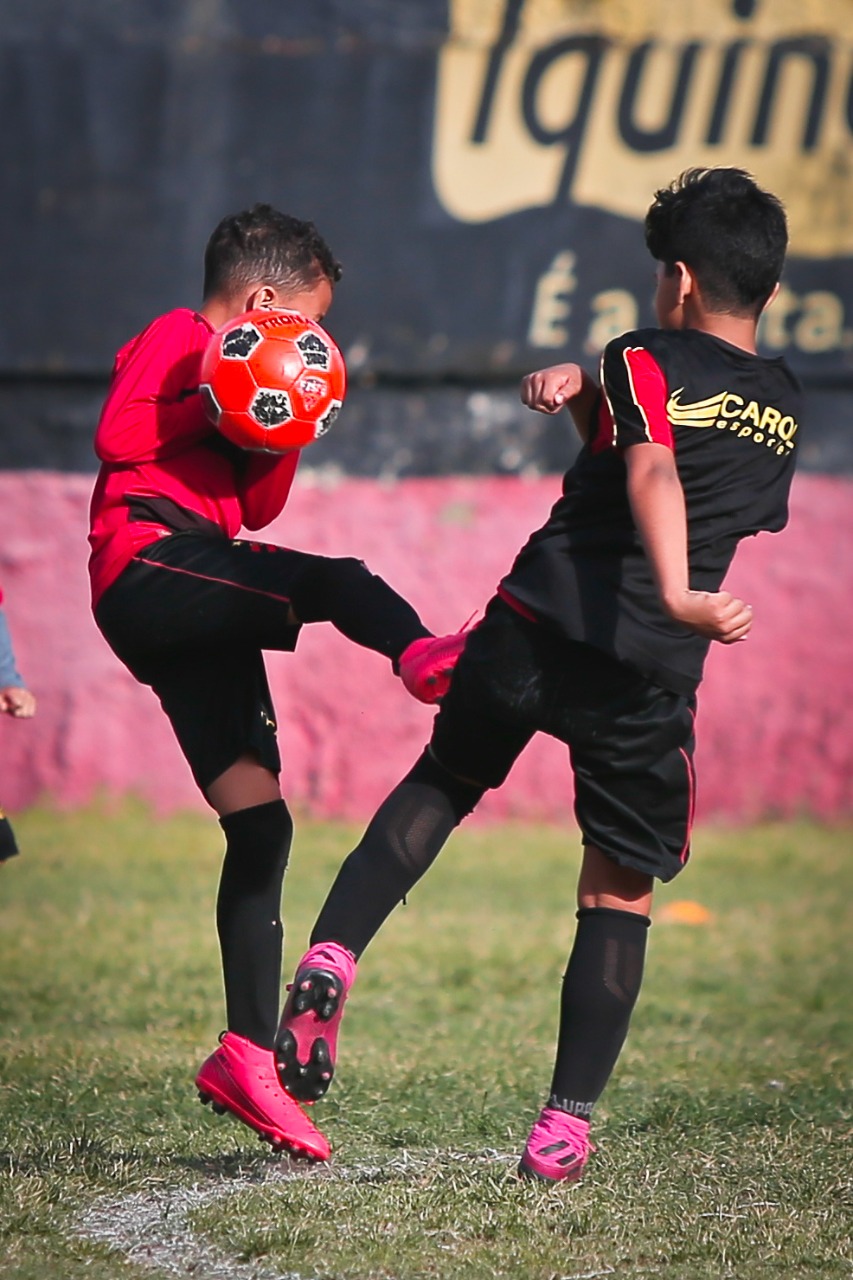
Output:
[
  {"xmin": 310, "ymin": 752, "xmax": 484, "ymax": 957},
  {"xmin": 217, "ymin": 799, "xmax": 293, "ymax": 1048},
  {"xmin": 548, "ymin": 907, "xmax": 650, "ymax": 1119},
  {"xmin": 287, "ymin": 555, "xmax": 430, "ymax": 661}
]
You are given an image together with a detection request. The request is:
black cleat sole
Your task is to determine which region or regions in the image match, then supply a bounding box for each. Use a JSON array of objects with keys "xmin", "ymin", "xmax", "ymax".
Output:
[{"xmin": 274, "ymin": 967, "xmax": 344, "ymax": 1103}]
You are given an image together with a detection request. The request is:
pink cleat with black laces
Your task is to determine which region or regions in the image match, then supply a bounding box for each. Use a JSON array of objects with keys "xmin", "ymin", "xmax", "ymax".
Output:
[
  {"xmin": 196, "ymin": 1030, "xmax": 330, "ymax": 1161},
  {"xmin": 274, "ymin": 941, "xmax": 357, "ymax": 1104},
  {"xmin": 398, "ymin": 618, "xmax": 477, "ymax": 704},
  {"xmin": 518, "ymin": 1107, "xmax": 596, "ymax": 1184}
]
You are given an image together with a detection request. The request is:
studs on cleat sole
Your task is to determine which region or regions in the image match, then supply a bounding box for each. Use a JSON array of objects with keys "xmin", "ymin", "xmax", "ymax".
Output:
[
  {"xmin": 275, "ymin": 1030, "xmax": 334, "ymax": 1104},
  {"xmin": 288, "ymin": 968, "xmax": 343, "ymax": 1022}
]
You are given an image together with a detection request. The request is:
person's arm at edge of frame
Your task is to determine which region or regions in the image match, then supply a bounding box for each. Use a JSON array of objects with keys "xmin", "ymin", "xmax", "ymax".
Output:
[
  {"xmin": 624, "ymin": 442, "xmax": 753, "ymax": 644},
  {"xmin": 0, "ymin": 607, "xmax": 36, "ymax": 718}
]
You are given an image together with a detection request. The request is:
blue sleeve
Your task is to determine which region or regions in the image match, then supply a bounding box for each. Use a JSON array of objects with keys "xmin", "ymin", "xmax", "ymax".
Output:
[{"xmin": 0, "ymin": 609, "xmax": 24, "ymax": 687}]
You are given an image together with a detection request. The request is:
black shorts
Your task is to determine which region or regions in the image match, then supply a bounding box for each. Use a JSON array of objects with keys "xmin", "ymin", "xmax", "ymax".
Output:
[
  {"xmin": 95, "ymin": 532, "xmax": 312, "ymax": 793},
  {"xmin": 431, "ymin": 599, "xmax": 697, "ymax": 882}
]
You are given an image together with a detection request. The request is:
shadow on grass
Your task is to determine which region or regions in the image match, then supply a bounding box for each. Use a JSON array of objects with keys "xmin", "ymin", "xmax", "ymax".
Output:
[{"xmin": 0, "ymin": 1136, "xmax": 302, "ymax": 1184}]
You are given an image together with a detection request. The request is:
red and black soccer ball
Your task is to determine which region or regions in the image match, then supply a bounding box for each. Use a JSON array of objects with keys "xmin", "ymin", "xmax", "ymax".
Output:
[{"xmin": 200, "ymin": 309, "xmax": 347, "ymax": 452}]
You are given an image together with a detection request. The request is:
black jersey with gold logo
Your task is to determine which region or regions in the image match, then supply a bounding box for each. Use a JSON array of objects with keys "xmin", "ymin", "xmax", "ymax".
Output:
[{"xmin": 501, "ymin": 327, "xmax": 803, "ymax": 695}]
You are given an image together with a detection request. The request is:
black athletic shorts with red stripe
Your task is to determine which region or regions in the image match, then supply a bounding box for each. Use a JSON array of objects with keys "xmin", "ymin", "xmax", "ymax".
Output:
[
  {"xmin": 430, "ymin": 597, "xmax": 697, "ymax": 882},
  {"xmin": 95, "ymin": 532, "xmax": 307, "ymax": 793}
]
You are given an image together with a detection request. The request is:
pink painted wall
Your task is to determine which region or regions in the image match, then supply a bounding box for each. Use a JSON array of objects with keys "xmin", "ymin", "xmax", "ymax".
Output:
[{"xmin": 1, "ymin": 471, "xmax": 850, "ymax": 823}]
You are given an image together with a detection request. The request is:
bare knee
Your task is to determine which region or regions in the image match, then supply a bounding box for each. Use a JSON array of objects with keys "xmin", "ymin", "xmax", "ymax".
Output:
[
  {"xmin": 577, "ymin": 843, "xmax": 654, "ymax": 915},
  {"xmin": 206, "ymin": 754, "xmax": 282, "ymax": 817}
]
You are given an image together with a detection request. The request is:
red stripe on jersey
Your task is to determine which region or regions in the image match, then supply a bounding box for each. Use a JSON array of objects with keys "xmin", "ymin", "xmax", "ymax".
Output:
[
  {"xmin": 623, "ymin": 347, "xmax": 672, "ymax": 448},
  {"xmin": 130, "ymin": 555, "xmax": 294, "ymax": 605}
]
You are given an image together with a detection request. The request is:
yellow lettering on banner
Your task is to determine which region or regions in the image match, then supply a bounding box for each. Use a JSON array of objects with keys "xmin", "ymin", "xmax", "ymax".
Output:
[
  {"xmin": 742, "ymin": 400, "xmax": 762, "ymax": 426},
  {"xmin": 777, "ymin": 416, "xmax": 798, "ymax": 442},
  {"xmin": 433, "ymin": 39, "xmax": 569, "ymax": 223},
  {"xmin": 721, "ymin": 393, "xmax": 744, "ymax": 417},
  {"xmin": 794, "ymin": 291, "xmax": 846, "ymax": 352},
  {"xmin": 760, "ymin": 285, "xmax": 800, "ymax": 350},
  {"xmin": 433, "ymin": 0, "xmax": 853, "ymax": 256},
  {"xmin": 738, "ymin": 426, "xmax": 753, "ymax": 437},
  {"xmin": 528, "ymin": 251, "xmax": 577, "ymax": 346},
  {"xmin": 584, "ymin": 289, "xmax": 639, "ymax": 353}
]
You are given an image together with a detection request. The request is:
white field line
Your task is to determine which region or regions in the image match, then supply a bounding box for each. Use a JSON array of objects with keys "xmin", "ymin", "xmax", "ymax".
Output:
[
  {"xmin": 76, "ymin": 1149, "xmax": 516, "ymax": 1279},
  {"xmin": 77, "ymin": 1177, "xmax": 299, "ymax": 1280}
]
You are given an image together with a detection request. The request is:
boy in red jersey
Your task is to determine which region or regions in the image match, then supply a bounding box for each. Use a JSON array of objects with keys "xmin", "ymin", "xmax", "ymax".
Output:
[
  {"xmin": 0, "ymin": 590, "xmax": 36, "ymax": 861},
  {"xmin": 272, "ymin": 170, "xmax": 802, "ymax": 1181},
  {"xmin": 89, "ymin": 204, "xmax": 464, "ymax": 1161}
]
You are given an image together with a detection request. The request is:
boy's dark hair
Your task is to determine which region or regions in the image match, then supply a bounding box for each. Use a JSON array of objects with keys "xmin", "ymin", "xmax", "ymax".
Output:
[
  {"xmin": 644, "ymin": 168, "xmax": 787, "ymax": 317},
  {"xmin": 203, "ymin": 204, "xmax": 342, "ymax": 300}
]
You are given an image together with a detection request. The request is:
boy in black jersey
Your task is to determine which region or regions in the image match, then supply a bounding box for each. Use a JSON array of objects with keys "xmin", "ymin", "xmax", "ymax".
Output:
[{"xmin": 272, "ymin": 169, "xmax": 802, "ymax": 1182}]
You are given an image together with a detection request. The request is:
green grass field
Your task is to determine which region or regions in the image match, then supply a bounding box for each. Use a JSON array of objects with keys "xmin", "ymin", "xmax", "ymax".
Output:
[{"xmin": 0, "ymin": 805, "xmax": 850, "ymax": 1279}]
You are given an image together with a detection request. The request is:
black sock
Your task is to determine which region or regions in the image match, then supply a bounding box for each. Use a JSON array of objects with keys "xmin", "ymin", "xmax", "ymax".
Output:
[
  {"xmin": 216, "ymin": 799, "xmax": 293, "ymax": 1049},
  {"xmin": 287, "ymin": 555, "xmax": 430, "ymax": 661},
  {"xmin": 548, "ymin": 907, "xmax": 650, "ymax": 1120},
  {"xmin": 311, "ymin": 752, "xmax": 484, "ymax": 957}
]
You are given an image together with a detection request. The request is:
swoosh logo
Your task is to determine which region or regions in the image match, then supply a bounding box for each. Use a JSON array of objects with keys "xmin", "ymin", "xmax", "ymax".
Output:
[{"xmin": 666, "ymin": 388, "xmax": 726, "ymax": 428}]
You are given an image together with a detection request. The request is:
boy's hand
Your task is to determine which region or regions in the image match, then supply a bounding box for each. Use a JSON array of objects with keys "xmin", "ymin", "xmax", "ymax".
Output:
[
  {"xmin": 521, "ymin": 364, "xmax": 588, "ymax": 414},
  {"xmin": 664, "ymin": 590, "xmax": 753, "ymax": 643},
  {"xmin": 0, "ymin": 687, "xmax": 36, "ymax": 717}
]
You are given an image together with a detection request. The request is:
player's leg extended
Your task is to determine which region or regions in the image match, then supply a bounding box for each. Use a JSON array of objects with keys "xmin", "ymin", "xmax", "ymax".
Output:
[
  {"xmin": 127, "ymin": 536, "xmax": 469, "ymax": 704},
  {"xmin": 196, "ymin": 756, "xmax": 331, "ymax": 1160},
  {"xmin": 284, "ymin": 552, "xmax": 472, "ymax": 703},
  {"xmin": 275, "ymin": 617, "xmax": 533, "ymax": 1103},
  {"xmin": 275, "ymin": 749, "xmax": 485, "ymax": 1102}
]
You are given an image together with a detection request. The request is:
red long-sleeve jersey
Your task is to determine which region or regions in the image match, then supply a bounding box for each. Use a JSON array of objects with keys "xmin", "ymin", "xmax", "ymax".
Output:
[{"xmin": 88, "ymin": 309, "xmax": 299, "ymax": 606}]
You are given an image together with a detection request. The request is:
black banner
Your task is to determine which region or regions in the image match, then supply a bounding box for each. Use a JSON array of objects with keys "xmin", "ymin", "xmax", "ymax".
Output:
[{"xmin": 0, "ymin": 0, "xmax": 851, "ymax": 472}]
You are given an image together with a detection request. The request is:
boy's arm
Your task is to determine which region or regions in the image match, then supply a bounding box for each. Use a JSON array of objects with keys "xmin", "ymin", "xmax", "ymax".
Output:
[
  {"xmin": 238, "ymin": 450, "xmax": 301, "ymax": 531},
  {"xmin": 600, "ymin": 334, "xmax": 752, "ymax": 643},
  {"xmin": 520, "ymin": 364, "xmax": 599, "ymax": 441},
  {"xmin": 94, "ymin": 314, "xmax": 213, "ymax": 464},
  {"xmin": 0, "ymin": 608, "xmax": 36, "ymax": 717},
  {"xmin": 624, "ymin": 444, "xmax": 752, "ymax": 643}
]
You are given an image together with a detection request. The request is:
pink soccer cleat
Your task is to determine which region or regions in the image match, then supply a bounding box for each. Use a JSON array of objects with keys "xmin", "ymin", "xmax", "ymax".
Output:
[
  {"xmin": 518, "ymin": 1107, "xmax": 596, "ymax": 1184},
  {"xmin": 275, "ymin": 941, "xmax": 357, "ymax": 1104},
  {"xmin": 398, "ymin": 619, "xmax": 476, "ymax": 704},
  {"xmin": 196, "ymin": 1030, "xmax": 330, "ymax": 1161}
]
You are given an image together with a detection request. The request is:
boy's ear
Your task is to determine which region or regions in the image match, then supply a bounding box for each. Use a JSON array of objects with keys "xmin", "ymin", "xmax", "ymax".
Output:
[
  {"xmin": 762, "ymin": 282, "xmax": 781, "ymax": 312},
  {"xmin": 674, "ymin": 260, "xmax": 696, "ymax": 306},
  {"xmin": 244, "ymin": 284, "xmax": 279, "ymax": 311}
]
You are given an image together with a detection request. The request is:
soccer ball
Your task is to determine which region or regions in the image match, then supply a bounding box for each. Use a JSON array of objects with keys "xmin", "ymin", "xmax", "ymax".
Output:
[{"xmin": 199, "ymin": 309, "xmax": 347, "ymax": 452}]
